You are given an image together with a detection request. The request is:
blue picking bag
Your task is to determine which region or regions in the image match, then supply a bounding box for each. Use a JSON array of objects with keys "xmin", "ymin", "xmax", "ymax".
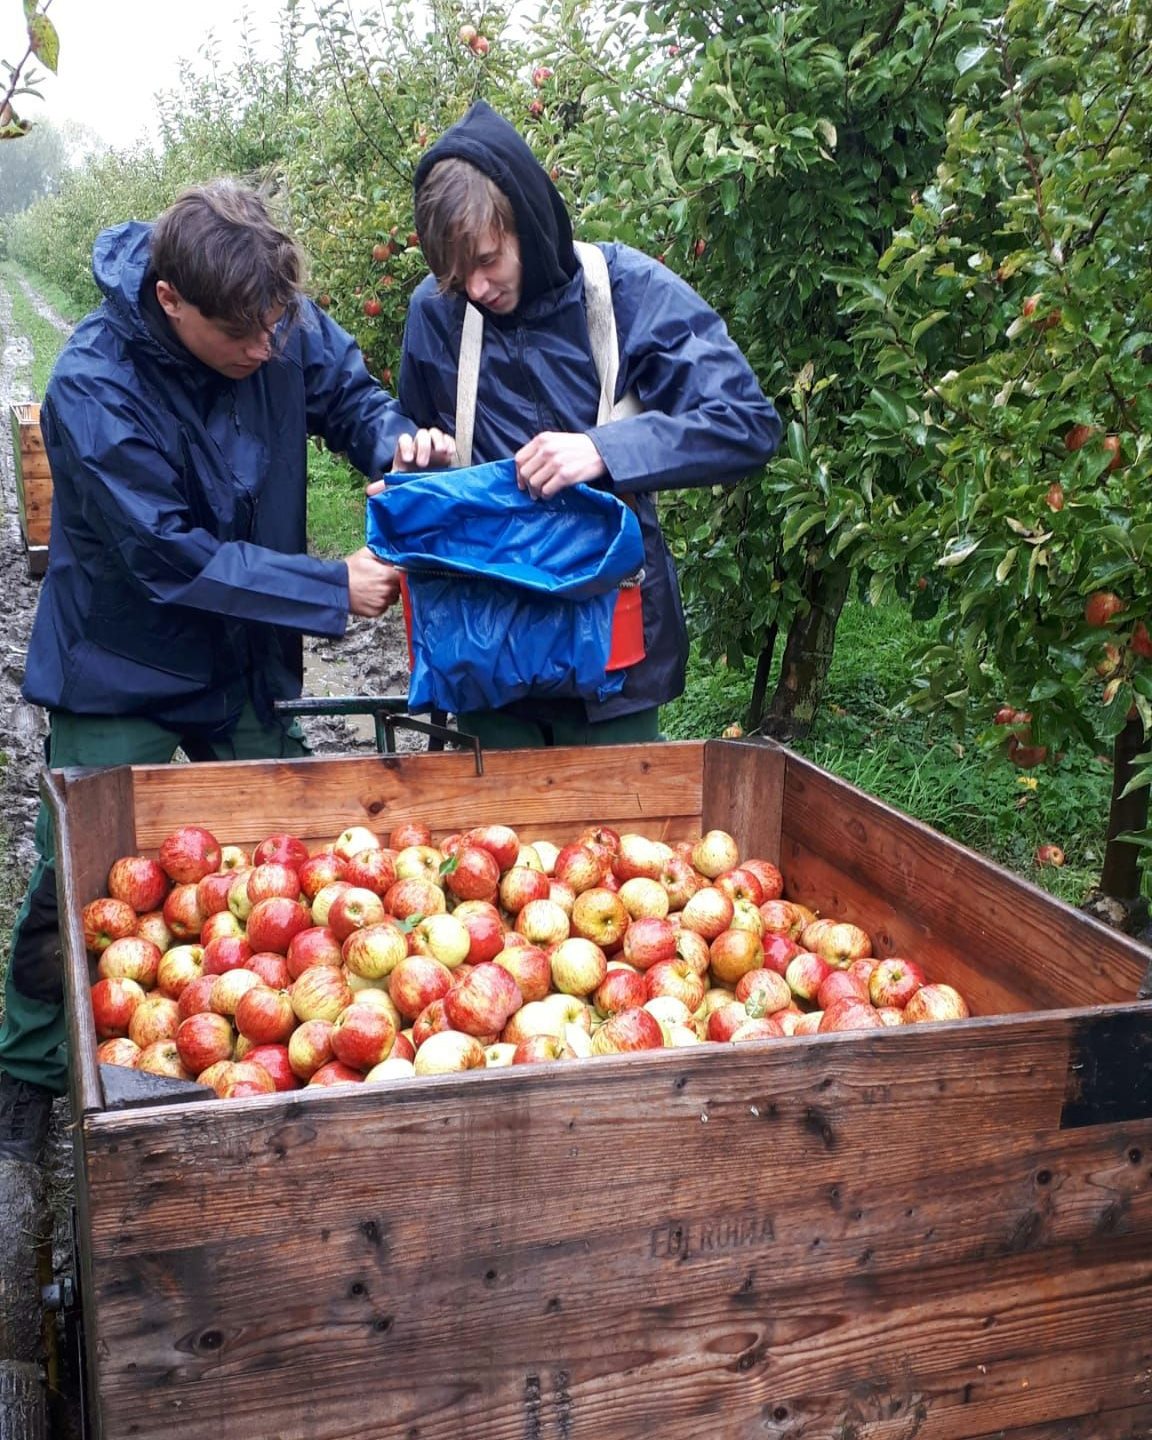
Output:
[{"xmin": 366, "ymin": 459, "xmax": 645, "ymax": 714}]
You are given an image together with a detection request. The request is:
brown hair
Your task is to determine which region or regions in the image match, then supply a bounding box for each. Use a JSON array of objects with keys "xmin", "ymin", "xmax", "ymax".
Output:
[
  {"xmin": 150, "ymin": 180, "xmax": 305, "ymax": 333},
  {"xmin": 415, "ymin": 158, "xmax": 515, "ymax": 294}
]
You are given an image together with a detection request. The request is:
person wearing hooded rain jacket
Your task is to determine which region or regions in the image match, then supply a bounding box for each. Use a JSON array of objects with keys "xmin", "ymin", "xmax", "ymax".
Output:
[
  {"xmin": 397, "ymin": 100, "xmax": 781, "ymax": 750},
  {"xmin": 0, "ymin": 180, "xmax": 452, "ymax": 1161}
]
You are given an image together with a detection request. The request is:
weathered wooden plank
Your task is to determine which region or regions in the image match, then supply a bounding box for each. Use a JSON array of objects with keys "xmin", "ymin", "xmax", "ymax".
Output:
[
  {"xmin": 79, "ymin": 1242, "xmax": 1152, "ymax": 1440},
  {"xmin": 45, "ymin": 765, "xmax": 138, "ymax": 1117},
  {"xmin": 79, "ymin": 1014, "xmax": 1152, "ymax": 1440},
  {"xmin": 128, "ymin": 743, "xmax": 707, "ymax": 853},
  {"xmin": 780, "ymin": 753, "xmax": 1149, "ymax": 1009},
  {"xmin": 701, "ymin": 737, "xmax": 786, "ymax": 862}
]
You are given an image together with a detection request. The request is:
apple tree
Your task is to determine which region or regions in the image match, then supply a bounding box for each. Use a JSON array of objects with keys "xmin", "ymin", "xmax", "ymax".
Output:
[
  {"xmin": 282, "ymin": 0, "xmax": 532, "ymax": 383},
  {"xmin": 831, "ymin": 0, "xmax": 1152, "ymax": 901},
  {"xmin": 533, "ymin": 0, "xmax": 1003, "ymax": 739}
]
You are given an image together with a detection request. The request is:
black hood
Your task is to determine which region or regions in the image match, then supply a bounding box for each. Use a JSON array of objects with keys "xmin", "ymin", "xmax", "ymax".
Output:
[{"xmin": 414, "ymin": 100, "xmax": 578, "ymax": 314}]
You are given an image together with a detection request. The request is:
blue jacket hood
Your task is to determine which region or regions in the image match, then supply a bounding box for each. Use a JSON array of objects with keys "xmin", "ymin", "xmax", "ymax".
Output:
[{"xmin": 414, "ymin": 99, "xmax": 577, "ymax": 314}]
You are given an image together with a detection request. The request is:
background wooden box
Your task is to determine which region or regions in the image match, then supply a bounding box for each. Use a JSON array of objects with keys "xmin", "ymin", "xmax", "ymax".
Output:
[
  {"xmin": 8, "ymin": 400, "xmax": 50, "ymax": 575},
  {"xmin": 47, "ymin": 739, "xmax": 1152, "ymax": 1440}
]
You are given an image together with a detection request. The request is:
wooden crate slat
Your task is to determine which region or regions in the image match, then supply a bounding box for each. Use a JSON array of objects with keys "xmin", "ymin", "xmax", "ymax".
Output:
[
  {"xmin": 128, "ymin": 743, "xmax": 707, "ymax": 853},
  {"xmin": 80, "ymin": 1014, "xmax": 1152, "ymax": 1440},
  {"xmin": 780, "ymin": 752, "xmax": 1149, "ymax": 1009},
  {"xmin": 700, "ymin": 737, "xmax": 787, "ymax": 861}
]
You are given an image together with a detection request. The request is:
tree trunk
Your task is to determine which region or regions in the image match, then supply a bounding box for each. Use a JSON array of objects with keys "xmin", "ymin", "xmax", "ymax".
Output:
[
  {"xmin": 1099, "ymin": 718, "xmax": 1150, "ymax": 901},
  {"xmin": 761, "ymin": 563, "xmax": 851, "ymax": 743},
  {"xmin": 745, "ymin": 624, "xmax": 778, "ymax": 734}
]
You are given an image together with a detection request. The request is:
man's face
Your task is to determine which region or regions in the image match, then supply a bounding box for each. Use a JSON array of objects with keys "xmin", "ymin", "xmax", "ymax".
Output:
[
  {"xmin": 155, "ymin": 280, "xmax": 285, "ymax": 379},
  {"xmin": 460, "ymin": 226, "xmax": 522, "ymax": 315}
]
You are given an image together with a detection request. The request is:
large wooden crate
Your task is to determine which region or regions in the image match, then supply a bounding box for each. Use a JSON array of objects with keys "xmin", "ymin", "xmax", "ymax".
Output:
[
  {"xmin": 8, "ymin": 400, "xmax": 50, "ymax": 575},
  {"xmin": 47, "ymin": 739, "xmax": 1152, "ymax": 1440}
]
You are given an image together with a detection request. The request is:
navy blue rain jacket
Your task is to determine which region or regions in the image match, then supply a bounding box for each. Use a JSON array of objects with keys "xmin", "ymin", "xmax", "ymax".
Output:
[
  {"xmin": 404, "ymin": 102, "xmax": 781, "ymax": 720},
  {"xmin": 22, "ymin": 221, "xmax": 415, "ymax": 737}
]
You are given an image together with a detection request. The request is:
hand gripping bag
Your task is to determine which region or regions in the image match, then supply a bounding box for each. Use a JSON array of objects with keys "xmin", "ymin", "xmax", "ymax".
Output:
[{"xmin": 366, "ymin": 459, "xmax": 645, "ymax": 714}]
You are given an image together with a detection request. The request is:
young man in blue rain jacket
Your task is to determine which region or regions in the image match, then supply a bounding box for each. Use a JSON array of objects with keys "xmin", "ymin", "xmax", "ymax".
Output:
[
  {"xmin": 398, "ymin": 100, "xmax": 781, "ymax": 749},
  {"xmin": 0, "ymin": 180, "xmax": 452, "ymax": 1160}
]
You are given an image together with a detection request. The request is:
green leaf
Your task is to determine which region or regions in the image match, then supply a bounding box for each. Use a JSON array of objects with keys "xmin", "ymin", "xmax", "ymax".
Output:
[
  {"xmin": 995, "ymin": 547, "xmax": 1018, "ymax": 583},
  {"xmin": 910, "ymin": 310, "xmax": 948, "ymax": 346},
  {"xmin": 955, "ymin": 45, "xmax": 989, "ymax": 75},
  {"xmin": 27, "ymin": 14, "xmax": 59, "ymax": 73}
]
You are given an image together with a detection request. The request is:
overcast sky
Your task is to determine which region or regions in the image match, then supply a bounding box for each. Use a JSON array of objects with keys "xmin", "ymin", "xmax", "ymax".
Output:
[{"xmin": 2, "ymin": 0, "xmax": 286, "ymax": 147}]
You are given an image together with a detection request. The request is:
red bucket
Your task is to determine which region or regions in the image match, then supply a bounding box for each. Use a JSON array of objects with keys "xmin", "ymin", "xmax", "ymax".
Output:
[
  {"xmin": 398, "ymin": 570, "xmax": 415, "ymax": 671},
  {"xmin": 607, "ymin": 585, "xmax": 645, "ymax": 671}
]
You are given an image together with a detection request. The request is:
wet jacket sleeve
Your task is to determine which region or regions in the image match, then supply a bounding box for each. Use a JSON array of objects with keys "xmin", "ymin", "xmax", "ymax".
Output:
[
  {"xmin": 587, "ymin": 246, "xmax": 781, "ymax": 495},
  {"xmin": 43, "ymin": 370, "xmax": 352, "ymax": 637},
  {"xmin": 299, "ymin": 302, "xmax": 418, "ymax": 478}
]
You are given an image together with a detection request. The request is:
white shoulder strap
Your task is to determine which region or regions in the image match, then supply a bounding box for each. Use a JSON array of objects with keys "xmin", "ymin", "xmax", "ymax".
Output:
[
  {"xmin": 452, "ymin": 242, "xmax": 639, "ymax": 464},
  {"xmin": 576, "ymin": 240, "xmax": 642, "ymax": 424},
  {"xmin": 455, "ymin": 301, "xmax": 484, "ymax": 468}
]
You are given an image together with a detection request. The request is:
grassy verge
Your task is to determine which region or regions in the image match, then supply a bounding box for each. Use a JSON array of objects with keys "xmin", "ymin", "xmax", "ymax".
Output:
[
  {"xmin": 664, "ymin": 598, "xmax": 1112, "ymax": 906},
  {"xmin": 307, "ymin": 446, "xmax": 369, "ymax": 558},
  {"xmin": 3, "ymin": 262, "xmax": 81, "ymax": 397}
]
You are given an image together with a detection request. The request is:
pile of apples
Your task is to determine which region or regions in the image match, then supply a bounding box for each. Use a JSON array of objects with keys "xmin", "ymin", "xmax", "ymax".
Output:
[{"xmin": 84, "ymin": 820, "xmax": 972, "ymax": 1101}]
